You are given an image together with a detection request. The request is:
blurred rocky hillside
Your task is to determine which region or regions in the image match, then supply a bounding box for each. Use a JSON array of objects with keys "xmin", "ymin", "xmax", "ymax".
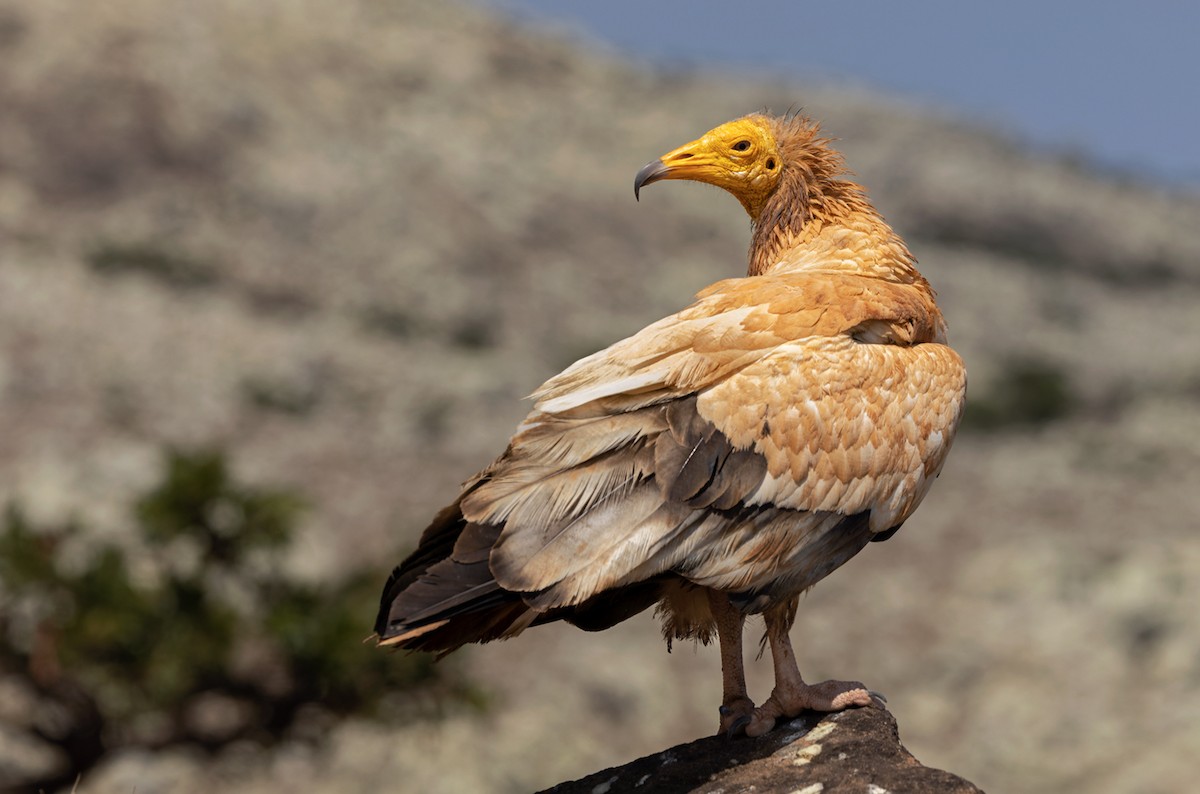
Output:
[{"xmin": 1, "ymin": 0, "xmax": 1198, "ymax": 792}]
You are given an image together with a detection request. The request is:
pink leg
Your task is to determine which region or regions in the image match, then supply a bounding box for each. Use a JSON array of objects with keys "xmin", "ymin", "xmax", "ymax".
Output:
[
  {"xmin": 707, "ymin": 590, "xmax": 755, "ymax": 735},
  {"xmin": 745, "ymin": 598, "xmax": 874, "ymax": 737}
]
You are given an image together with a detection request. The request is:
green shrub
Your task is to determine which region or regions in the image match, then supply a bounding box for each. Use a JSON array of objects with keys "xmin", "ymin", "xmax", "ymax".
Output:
[
  {"xmin": 962, "ymin": 356, "xmax": 1077, "ymax": 432},
  {"xmin": 0, "ymin": 449, "xmax": 477, "ymax": 790},
  {"xmin": 87, "ymin": 242, "xmax": 219, "ymax": 290}
]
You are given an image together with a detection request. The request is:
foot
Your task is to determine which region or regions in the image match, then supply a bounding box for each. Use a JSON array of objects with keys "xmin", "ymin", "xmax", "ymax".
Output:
[
  {"xmin": 744, "ymin": 678, "xmax": 874, "ymax": 737},
  {"xmin": 717, "ymin": 695, "xmax": 755, "ymax": 737}
]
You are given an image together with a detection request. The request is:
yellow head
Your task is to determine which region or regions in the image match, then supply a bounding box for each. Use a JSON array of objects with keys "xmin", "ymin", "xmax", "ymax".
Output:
[{"xmin": 634, "ymin": 114, "xmax": 784, "ymax": 219}]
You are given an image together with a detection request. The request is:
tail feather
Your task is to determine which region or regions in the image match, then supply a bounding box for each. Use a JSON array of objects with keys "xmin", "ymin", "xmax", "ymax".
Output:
[
  {"xmin": 376, "ymin": 512, "xmax": 524, "ymax": 650},
  {"xmin": 375, "ymin": 500, "xmax": 470, "ymax": 632},
  {"xmin": 376, "ymin": 495, "xmax": 669, "ymax": 651}
]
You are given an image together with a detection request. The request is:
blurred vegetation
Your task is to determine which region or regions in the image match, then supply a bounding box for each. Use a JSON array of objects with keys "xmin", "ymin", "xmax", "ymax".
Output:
[
  {"xmin": 87, "ymin": 241, "xmax": 220, "ymax": 291},
  {"xmin": 962, "ymin": 356, "xmax": 1078, "ymax": 432},
  {"xmin": 241, "ymin": 373, "xmax": 324, "ymax": 416},
  {"xmin": 358, "ymin": 303, "xmax": 418, "ymax": 340},
  {"xmin": 0, "ymin": 449, "xmax": 478, "ymax": 792},
  {"xmin": 356, "ymin": 301, "xmax": 498, "ymax": 351}
]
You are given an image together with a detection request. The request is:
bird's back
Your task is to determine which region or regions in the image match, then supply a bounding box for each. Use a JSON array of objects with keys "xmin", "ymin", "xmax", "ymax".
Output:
[{"xmin": 377, "ymin": 265, "xmax": 964, "ymax": 651}]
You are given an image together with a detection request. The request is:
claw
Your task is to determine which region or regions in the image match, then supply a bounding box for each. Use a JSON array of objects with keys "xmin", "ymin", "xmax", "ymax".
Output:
[
  {"xmin": 868, "ymin": 689, "xmax": 888, "ymax": 704},
  {"xmin": 726, "ymin": 714, "xmax": 752, "ymax": 738}
]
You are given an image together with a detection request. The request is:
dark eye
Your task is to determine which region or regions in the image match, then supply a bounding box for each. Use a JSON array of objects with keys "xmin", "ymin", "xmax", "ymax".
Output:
[{"xmin": 732, "ymin": 140, "xmax": 751, "ymax": 152}]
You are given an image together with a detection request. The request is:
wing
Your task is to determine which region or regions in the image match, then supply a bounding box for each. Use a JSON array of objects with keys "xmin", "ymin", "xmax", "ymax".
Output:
[
  {"xmin": 530, "ymin": 271, "xmax": 946, "ymax": 416},
  {"xmin": 465, "ymin": 271, "xmax": 965, "ymax": 606}
]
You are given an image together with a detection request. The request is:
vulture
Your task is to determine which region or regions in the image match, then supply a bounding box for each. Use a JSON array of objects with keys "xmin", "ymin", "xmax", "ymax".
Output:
[{"xmin": 376, "ymin": 112, "xmax": 966, "ymax": 737}]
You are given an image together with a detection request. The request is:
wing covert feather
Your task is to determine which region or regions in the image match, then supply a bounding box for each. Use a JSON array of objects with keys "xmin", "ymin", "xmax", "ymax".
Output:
[
  {"xmin": 467, "ymin": 270, "xmax": 964, "ymax": 610},
  {"xmin": 532, "ymin": 272, "xmax": 941, "ymax": 415},
  {"xmin": 699, "ymin": 338, "xmax": 965, "ymax": 529}
]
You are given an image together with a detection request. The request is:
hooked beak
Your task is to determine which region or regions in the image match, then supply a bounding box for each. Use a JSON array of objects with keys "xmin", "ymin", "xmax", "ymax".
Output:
[
  {"xmin": 633, "ymin": 136, "xmax": 719, "ymax": 201},
  {"xmin": 633, "ymin": 159, "xmax": 669, "ymax": 200}
]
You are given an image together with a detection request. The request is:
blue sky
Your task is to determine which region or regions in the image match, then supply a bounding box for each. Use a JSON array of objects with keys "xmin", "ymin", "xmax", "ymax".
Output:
[{"xmin": 485, "ymin": 1, "xmax": 1199, "ymax": 191}]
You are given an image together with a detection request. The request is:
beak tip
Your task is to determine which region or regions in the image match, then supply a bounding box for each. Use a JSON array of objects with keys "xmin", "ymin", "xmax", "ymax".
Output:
[{"xmin": 633, "ymin": 158, "xmax": 668, "ymax": 203}]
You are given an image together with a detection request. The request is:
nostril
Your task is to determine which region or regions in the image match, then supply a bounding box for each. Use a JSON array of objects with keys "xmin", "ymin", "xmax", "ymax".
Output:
[{"xmin": 670, "ymin": 152, "xmax": 694, "ymax": 162}]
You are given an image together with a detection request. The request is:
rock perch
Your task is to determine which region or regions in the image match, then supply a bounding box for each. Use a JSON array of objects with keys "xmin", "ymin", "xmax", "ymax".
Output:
[{"xmin": 539, "ymin": 706, "xmax": 983, "ymax": 794}]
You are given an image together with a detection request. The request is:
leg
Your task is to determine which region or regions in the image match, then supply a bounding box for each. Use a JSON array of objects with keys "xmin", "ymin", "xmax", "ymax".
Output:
[
  {"xmin": 707, "ymin": 590, "xmax": 754, "ymax": 736},
  {"xmin": 745, "ymin": 598, "xmax": 874, "ymax": 737}
]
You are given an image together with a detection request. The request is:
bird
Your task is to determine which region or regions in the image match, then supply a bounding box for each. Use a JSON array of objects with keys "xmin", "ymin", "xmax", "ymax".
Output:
[{"xmin": 375, "ymin": 112, "xmax": 966, "ymax": 738}]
